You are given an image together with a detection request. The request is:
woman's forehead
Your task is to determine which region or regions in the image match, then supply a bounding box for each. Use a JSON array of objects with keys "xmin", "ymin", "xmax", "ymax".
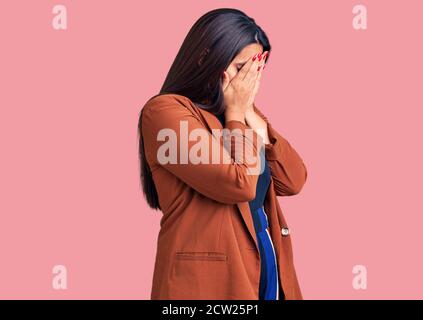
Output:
[{"xmin": 234, "ymin": 43, "xmax": 263, "ymax": 63}]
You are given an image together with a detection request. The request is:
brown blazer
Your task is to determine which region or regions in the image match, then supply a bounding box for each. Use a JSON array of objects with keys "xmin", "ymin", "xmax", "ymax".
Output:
[{"xmin": 141, "ymin": 93, "xmax": 307, "ymax": 300}]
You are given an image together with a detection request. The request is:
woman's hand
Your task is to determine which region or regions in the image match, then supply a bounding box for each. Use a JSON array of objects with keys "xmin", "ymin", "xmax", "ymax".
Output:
[
  {"xmin": 222, "ymin": 51, "xmax": 268, "ymax": 124},
  {"xmin": 247, "ymin": 51, "xmax": 267, "ymax": 112},
  {"xmin": 245, "ymin": 51, "xmax": 270, "ymax": 144}
]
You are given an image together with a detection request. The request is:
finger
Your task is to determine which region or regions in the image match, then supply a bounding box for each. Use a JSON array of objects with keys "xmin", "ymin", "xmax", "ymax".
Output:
[
  {"xmin": 252, "ymin": 70, "xmax": 261, "ymax": 95},
  {"xmin": 235, "ymin": 53, "xmax": 258, "ymax": 81},
  {"xmin": 256, "ymin": 64, "xmax": 263, "ymax": 83},
  {"xmin": 257, "ymin": 51, "xmax": 268, "ymax": 73},
  {"xmin": 262, "ymin": 51, "xmax": 269, "ymax": 70},
  {"xmin": 222, "ymin": 71, "xmax": 230, "ymax": 91},
  {"xmin": 255, "ymin": 51, "xmax": 267, "ymax": 81},
  {"xmin": 243, "ymin": 53, "xmax": 261, "ymax": 84},
  {"xmin": 253, "ymin": 80, "xmax": 260, "ymax": 99},
  {"xmin": 252, "ymin": 53, "xmax": 267, "ymax": 96}
]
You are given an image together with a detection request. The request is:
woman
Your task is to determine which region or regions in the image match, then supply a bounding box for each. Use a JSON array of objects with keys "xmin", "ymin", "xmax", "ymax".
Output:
[{"xmin": 138, "ymin": 8, "xmax": 307, "ymax": 300}]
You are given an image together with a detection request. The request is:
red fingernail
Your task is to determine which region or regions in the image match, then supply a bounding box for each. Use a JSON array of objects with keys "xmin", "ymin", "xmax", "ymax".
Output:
[
  {"xmin": 252, "ymin": 53, "xmax": 258, "ymax": 61},
  {"xmin": 258, "ymin": 53, "xmax": 262, "ymax": 61},
  {"xmin": 257, "ymin": 66, "xmax": 261, "ymax": 71}
]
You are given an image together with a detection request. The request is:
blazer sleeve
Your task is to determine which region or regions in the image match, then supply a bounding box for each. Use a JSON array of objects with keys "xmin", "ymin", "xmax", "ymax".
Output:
[
  {"xmin": 141, "ymin": 96, "xmax": 264, "ymax": 204},
  {"xmin": 253, "ymin": 103, "xmax": 308, "ymax": 196}
]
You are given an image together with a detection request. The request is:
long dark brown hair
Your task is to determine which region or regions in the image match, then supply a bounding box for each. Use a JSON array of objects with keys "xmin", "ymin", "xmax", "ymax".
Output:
[{"xmin": 138, "ymin": 8, "xmax": 271, "ymax": 209}]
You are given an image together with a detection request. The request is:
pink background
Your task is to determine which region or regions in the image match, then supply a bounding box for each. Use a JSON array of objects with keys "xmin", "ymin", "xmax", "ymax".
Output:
[{"xmin": 0, "ymin": 0, "xmax": 422, "ymax": 299}]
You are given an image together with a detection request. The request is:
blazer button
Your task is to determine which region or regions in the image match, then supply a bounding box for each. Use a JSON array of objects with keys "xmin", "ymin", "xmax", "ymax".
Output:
[{"xmin": 281, "ymin": 227, "xmax": 290, "ymax": 236}]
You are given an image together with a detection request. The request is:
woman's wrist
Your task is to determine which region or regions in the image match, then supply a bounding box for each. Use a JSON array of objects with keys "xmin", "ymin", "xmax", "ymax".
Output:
[
  {"xmin": 244, "ymin": 108, "xmax": 255, "ymax": 123},
  {"xmin": 244, "ymin": 109, "xmax": 271, "ymax": 144},
  {"xmin": 225, "ymin": 110, "xmax": 246, "ymax": 125}
]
